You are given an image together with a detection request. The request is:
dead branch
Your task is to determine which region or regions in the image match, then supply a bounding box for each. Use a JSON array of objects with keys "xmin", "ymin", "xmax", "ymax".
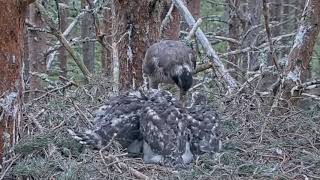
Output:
[
  {"xmin": 173, "ymin": 0, "xmax": 238, "ymax": 93},
  {"xmin": 28, "ymin": 82, "xmax": 76, "ymax": 105},
  {"xmin": 194, "ymin": 62, "xmax": 213, "ymax": 74},
  {"xmin": 213, "ymin": 35, "xmax": 241, "ymax": 45},
  {"xmin": 0, "ymin": 154, "xmax": 21, "ymax": 180},
  {"xmin": 236, "ymin": 74, "xmax": 262, "ymax": 94},
  {"xmin": 35, "ymin": 0, "xmax": 92, "ymax": 81},
  {"xmin": 46, "ymin": 8, "xmax": 85, "ymax": 66},
  {"xmin": 99, "ymin": 135, "xmax": 149, "ymax": 180},
  {"xmin": 28, "ymin": 109, "xmax": 46, "ymax": 133},
  {"xmin": 118, "ymin": 162, "xmax": 149, "ymax": 179},
  {"xmin": 262, "ymin": 0, "xmax": 280, "ymax": 72},
  {"xmin": 160, "ymin": 2, "xmax": 175, "ymax": 38},
  {"xmin": 291, "ymin": 79, "xmax": 320, "ymax": 96},
  {"xmin": 301, "ymin": 93, "xmax": 320, "ymax": 100},
  {"xmin": 186, "ymin": 18, "xmax": 202, "ymax": 41}
]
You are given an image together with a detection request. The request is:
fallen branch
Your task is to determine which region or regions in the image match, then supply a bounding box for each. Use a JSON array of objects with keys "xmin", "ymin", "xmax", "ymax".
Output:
[{"xmin": 173, "ymin": 0, "xmax": 238, "ymax": 93}]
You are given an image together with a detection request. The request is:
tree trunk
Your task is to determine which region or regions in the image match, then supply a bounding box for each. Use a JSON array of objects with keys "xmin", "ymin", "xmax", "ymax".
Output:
[
  {"xmin": 281, "ymin": 0, "xmax": 320, "ymax": 103},
  {"xmin": 282, "ymin": 0, "xmax": 291, "ymax": 32},
  {"xmin": 81, "ymin": 0, "xmax": 96, "ymax": 73},
  {"xmin": 114, "ymin": 0, "xmax": 166, "ymax": 90},
  {"xmin": 242, "ymin": 0, "xmax": 262, "ymax": 71},
  {"xmin": 0, "ymin": 0, "xmax": 31, "ymax": 164},
  {"xmin": 187, "ymin": 0, "xmax": 200, "ymax": 19},
  {"xmin": 101, "ymin": 7, "xmax": 112, "ymax": 76},
  {"xmin": 226, "ymin": 0, "xmax": 241, "ymax": 73},
  {"xmin": 58, "ymin": 0, "xmax": 69, "ymax": 78},
  {"xmin": 23, "ymin": 12, "xmax": 30, "ymax": 93},
  {"xmin": 271, "ymin": 0, "xmax": 281, "ymax": 37},
  {"xmin": 294, "ymin": 0, "xmax": 306, "ymax": 29},
  {"xmin": 162, "ymin": 4, "xmax": 181, "ymax": 40},
  {"xmin": 28, "ymin": 3, "xmax": 48, "ymax": 98}
]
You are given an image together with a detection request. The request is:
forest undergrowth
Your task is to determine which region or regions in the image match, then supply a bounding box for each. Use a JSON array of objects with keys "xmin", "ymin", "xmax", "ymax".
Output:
[{"xmin": 4, "ymin": 76, "xmax": 320, "ymax": 180}]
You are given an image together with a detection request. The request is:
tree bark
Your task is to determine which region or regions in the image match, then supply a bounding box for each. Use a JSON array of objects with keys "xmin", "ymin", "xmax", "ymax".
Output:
[
  {"xmin": 28, "ymin": 3, "xmax": 48, "ymax": 98},
  {"xmin": 58, "ymin": 0, "xmax": 69, "ymax": 78},
  {"xmin": 281, "ymin": 0, "xmax": 320, "ymax": 103},
  {"xmin": 162, "ymin": 3, "xmax": 181, "ymax": 40},
  {"xmin": 294, "ymin": 0, "xmax": 306, "ymax": 29},
  {"xmin": 114, "ymin": 0, "xmax": 166, "ymax": 90},
  {"xmin": 242, "ymin": 0, "xmax": 262, "ymax": 70},
  {"xmin": 81, "ymin": 0, "xmax": 96, "ymax": 74},
  {"xmin": 101, "ymin": 7, "xmax": 112, "ymax": 76},
  {"xmin": 0, "ymin": 0, "xmax": 29, "ymax": 164},
  {"xmin": 23, "ymin": 13, "xmax": 30, "ymax": 90},
  {"xmin": 187, "ymin": 0, "xmax": 200, "ymax": 19},
  {"xmin": 271, "ymin": 0, "xmax": 282, "ymax": 37},
  {"xmin": 226, "ymin": 0, "xmax": 241, "ymax": 72}
]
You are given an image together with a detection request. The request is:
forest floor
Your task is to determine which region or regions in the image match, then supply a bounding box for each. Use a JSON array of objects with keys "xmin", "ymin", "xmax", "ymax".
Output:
[{"xmin": 5, "ymin": 76, "xmax": 320, "ymax": 180}]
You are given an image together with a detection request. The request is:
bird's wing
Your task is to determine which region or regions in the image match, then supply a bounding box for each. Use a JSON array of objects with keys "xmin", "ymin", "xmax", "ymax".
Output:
[
  {"xmin": 187, "ymin": 105, "xmax": 221, "ymax": 154},
  {"xmin": 140, "ymin": 103, "xmax": 191, "ymax": 165},
  {"xmin": 69, "ymin": 91, "xmax": 145, "ymax": 149}
]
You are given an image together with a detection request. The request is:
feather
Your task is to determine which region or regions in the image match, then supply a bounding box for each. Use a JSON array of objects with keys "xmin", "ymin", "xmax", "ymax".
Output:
[{"xmin": 68, "ymin": 89, "xmax": 221, "ymax": 167}]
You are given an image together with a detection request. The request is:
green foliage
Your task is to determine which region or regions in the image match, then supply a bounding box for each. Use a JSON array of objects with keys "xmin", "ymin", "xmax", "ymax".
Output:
[
  {"xmin": 15, "ymin": 132, "xmax": 55, "ymax": 155},
  {"xmin": 12, "ymin": 157, "xmax": 61, "ymax": 179}
]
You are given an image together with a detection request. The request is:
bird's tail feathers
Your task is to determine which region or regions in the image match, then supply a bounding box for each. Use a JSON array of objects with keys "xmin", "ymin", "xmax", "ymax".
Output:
[{"xmin": 67, "ymin": 129, "xmax": 103, "ymax": 149}]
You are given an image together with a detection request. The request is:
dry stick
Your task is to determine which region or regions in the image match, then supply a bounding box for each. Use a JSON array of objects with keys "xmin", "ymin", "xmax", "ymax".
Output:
[
  {"xmin": 35, "ymin": 1, "xmax": 92, "ymax": 81},
  {"xmin": 118, "ymin": 162, "xmax": 149, "ymax": 180},
  {"xmin": 29, "ymin": 109, "xmax": 46, "ymax": 133},
  {"xmin": 0, "ymin": 154, "xmax": 21, "ymax": 180},
  {"xmin": 213, "ymin": 35, "xmax": 241, "ymax": 45},
  {"xmin": 28, "ymin": 82, "xmax": 75, "ymax": 105},
  {"xmin": 236, "ymin": 74, "xmax": 262, "ymax": 95},
  {"xmin": 186, "ymin": 18, "xmax": 202, "ymax": 41},
  {"xmin": 99, "ymin": 134, "xmax": 149, "ymax": 180},
  {"xmin": 290, "ymin": 79, "xmax": 320, "ymax": 95},
  {"xmin": 173, "ymin": 0, "xmax": 238, "ymax": 93},
  {"xmin": 262, "ymin": 0, "xmax": 280, "ymax": 72},
  {"xmin": 160, "ymin": 2, "xmax": 175, "ymax": 38},
  {"xmin": 47, "ymin": 12, "xmax": 85, "ymax": 69},
  {"xmin": 194, "ymin": 63, "xmax": 213, "ymax": 74},
  {"xmin": 260, "ymin": 0, "xmax": 281, "ymax": 143}
]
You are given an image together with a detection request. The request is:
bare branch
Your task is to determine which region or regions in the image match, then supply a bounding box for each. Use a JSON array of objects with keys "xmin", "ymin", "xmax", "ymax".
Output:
[
  {"xmin": 160, "ymin": 2, "xmax": 175, "ymax": 38},
  {"xmin": 186, "ymin": 18, "xmax": 202, "ymax": 41},
  {"xmin": 262, "ymin": 0, "xmax": 280, "ymax": 72},
  {"xmin": 173, "ymin": 0, "xmax": 238, "ymax": 93},
  {"xmin": 34, "ymin": 0, "xmax": 92, "ymax": 81},
  {"xmin": 194, "ymin": 62, "xmax": 213, "ymax": 74}
]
